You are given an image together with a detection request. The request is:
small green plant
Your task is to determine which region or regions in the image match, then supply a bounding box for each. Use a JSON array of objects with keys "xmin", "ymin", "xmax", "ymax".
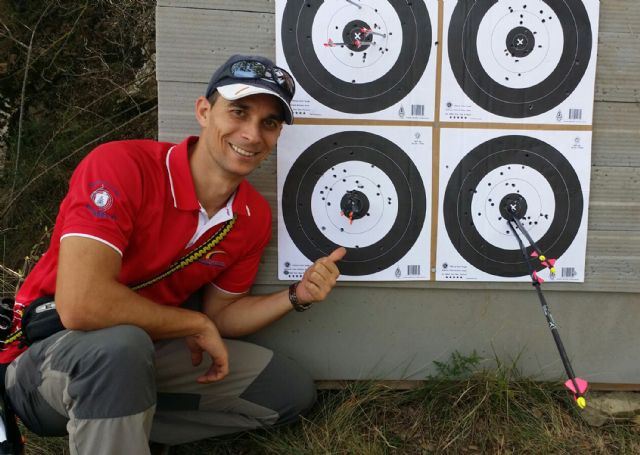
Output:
[{"xmin": 432, "ymin": 350, "xmax": 483, "ymax": 380}]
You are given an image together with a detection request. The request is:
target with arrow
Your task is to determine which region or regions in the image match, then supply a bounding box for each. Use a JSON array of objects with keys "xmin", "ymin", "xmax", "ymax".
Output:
[
  {"xmin": 441, "ymin": 0, "xmax": 599, "ymax": 124},
  {"xmin": 276, "ymin": 0, "xmax": 437, "ymax": 120},
  {"xmin": 278, "ymin": 125, "xmax": 431, "ymax": 280},
  {"xmin": 436, "ymin": 129, "xmax": 591, "ymax": 281}
]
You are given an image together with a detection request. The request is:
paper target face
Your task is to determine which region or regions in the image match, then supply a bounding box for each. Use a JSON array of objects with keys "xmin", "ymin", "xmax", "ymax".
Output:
[
  {"xmin": 436, "ymin": 129, "xmax": 591, "ymax": 282},
  {"xmin": 278, "ymin": 125, "xmax": 431, "ymax": 280},
  {"xmin": 442, "ymin": 0, "xmax": 599, "ymax": 124},
  {"xmin": 276, "ymin": 0, "xmax": 437, "ymax": 120}
]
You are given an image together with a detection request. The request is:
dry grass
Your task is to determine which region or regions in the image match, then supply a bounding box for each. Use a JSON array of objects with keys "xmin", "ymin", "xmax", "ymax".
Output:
[
  {"xmin": 174, "ymin": 369, "xmax": 639, "ymax": 455},
  {"xmin": 161, "ymin": 353, "xmax": 640, "ymax": 454},
  {"xmin": 21, "ymin": 355, "xmax": 640, "ymax": 454}
]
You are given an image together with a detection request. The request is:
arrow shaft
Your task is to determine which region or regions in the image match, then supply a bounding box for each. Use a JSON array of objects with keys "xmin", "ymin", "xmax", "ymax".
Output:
[
  {"xmin": 509, "ymin": 214, "xmax": 542, "ymax": 256},
  {"xmin": 507, "ymin": 218, "xmax": 583, "ymax": 398},
  {"xmin": 534, "ymin": 283, "xmax": 579, "ymax": 388}
]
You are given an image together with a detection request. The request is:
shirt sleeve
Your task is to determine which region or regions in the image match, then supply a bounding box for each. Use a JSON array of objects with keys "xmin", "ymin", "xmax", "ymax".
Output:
[{"xmin": 59, "ymin": 143, "xmax": 143, "ymax": 255}]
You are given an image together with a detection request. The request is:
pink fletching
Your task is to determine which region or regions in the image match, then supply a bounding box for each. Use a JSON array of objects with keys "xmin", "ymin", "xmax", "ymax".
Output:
[
  {"xmin": 565, "ymin": 378, "xmax": 588, "ymax": 394},
  {"xmin": 548, "ymin": 258, "xmax": 557, "ymax": 266},
  {"xmin": 541, "ymin": 261, "xmax": 548, "ymax": 267},
  {"xmin": 532, "ymin": 271, "xmax": 544, "ymax": 284},
  {"xmin": 530, "ymin": 251, "xmax": 539, "ymax": 258}
]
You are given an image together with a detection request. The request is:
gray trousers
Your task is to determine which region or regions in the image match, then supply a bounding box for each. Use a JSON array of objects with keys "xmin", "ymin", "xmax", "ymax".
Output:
[{"xmin": 4, "ymin": 325, "xmax": 316, "ymax": 454}]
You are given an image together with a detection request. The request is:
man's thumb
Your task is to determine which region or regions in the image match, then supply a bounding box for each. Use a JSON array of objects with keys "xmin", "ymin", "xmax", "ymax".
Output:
[{"xmin": 328, "ymin": 246, "xmax": 347, "ymax": 262}]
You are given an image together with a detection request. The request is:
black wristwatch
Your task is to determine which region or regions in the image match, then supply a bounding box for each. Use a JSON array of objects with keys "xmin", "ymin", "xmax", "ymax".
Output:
[{"xmin": 289, "ymin": 282, "xmax": 312, "ymax": 312}]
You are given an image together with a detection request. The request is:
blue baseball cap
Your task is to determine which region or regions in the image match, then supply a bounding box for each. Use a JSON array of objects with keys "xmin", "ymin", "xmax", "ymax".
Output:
[{"xmin": 205, "ymin": 55, "xmax": 295, "ymax": 124}]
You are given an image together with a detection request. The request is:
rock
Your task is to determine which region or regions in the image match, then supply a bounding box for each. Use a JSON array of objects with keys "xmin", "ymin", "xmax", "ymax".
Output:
[{"xmin": 580, "ymin": 392, "xmax": 640, "ymax": 427}]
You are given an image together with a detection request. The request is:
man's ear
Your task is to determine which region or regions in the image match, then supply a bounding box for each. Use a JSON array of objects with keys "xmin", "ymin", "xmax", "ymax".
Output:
[{"xmin": 195, "ymin": 96, "xmax": 211, "ymax": 128}]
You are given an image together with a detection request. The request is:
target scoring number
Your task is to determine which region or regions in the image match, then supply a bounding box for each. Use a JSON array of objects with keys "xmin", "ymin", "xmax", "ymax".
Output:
[
  {"xmin": 479, "ymin": 1, "xmax": 563, "ymax": 88},
  {"xmin": 314, "ymin": 1, "xmax": 402, "ymax": 83},
  {"xmin": 311, "ymin": 160, "xmax": 398, "ymax": 247}
]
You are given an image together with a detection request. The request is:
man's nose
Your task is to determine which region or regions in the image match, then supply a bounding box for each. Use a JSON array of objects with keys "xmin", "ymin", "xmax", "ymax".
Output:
[{"xmin": 240, "ymin": 120, "xmax": 261, "ymax": 143}]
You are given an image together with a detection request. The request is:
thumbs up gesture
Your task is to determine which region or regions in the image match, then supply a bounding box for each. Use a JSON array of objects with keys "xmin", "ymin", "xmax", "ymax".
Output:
[{"xmin": 295, "ymin": 247, "xmax": 347, "ymax": 305}]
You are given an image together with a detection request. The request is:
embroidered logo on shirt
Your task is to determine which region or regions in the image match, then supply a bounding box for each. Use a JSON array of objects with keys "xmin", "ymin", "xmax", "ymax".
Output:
[
  {"xmin": 90, "ymin": 187, "xmax": 113, "ymax": 212},
  {"xmin": 197, "ymin": 250, "xmax": 227, "ymax": 268},
  {"xmin": 84, "ymin": 181, "xmax": 119, "ymax": 220}
]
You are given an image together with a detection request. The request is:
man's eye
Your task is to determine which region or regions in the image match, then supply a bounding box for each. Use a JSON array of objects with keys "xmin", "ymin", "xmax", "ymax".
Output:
[{"xmin": 264, "ymin": 119, "xmax": 279, "ymax": 129}]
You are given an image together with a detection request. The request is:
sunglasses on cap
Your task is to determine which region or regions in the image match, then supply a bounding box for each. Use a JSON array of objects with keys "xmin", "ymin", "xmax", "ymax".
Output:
[{"xmin": 218, "ymin": 60, "xmax": 296, "ymax": 99}]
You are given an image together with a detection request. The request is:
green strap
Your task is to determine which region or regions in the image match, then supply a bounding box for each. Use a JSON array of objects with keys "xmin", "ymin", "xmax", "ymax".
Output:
[{"xmin": 4, "ymin": 329, "xmax": 22, "ymax": 345}]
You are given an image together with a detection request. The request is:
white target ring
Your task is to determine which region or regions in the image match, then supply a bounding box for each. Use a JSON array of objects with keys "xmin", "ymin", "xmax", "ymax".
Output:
[
  {"xmin": 311, "ymin": 160, "xmax": 398, "ymax": 248},
  {"xmin": 313, "ymin": 0, "xmax": 402, "ymax": 84},
  {"xmin": 470, "ymin": 165, "xmax": 554, "ymax": 250},
  {"xmin": 476, "ymin": 0, "xmax": 563, "ymax": 89}
]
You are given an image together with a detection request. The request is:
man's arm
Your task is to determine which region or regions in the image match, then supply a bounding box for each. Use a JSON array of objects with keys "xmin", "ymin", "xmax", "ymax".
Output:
[
  {"xmin": 203, "ymin": 247, "xmax": 346, "ymax": 337},
  {"xmin": 55, "ymin": 236, "xmax": 228, "ymax": 383}
]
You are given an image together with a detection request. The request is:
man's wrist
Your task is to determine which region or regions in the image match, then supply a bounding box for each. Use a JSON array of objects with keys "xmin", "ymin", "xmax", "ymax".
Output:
[
  {"xmin": 194, "ymin": 311, "xmax": 217, "ymax": 335},
  {"xmin": 288, "ymin": 282, "xmax": 312, "ymax": 312}
]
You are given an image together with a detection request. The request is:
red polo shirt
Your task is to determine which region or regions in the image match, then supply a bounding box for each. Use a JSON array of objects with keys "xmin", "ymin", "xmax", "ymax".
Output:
[{"xmin": 0, "ymin": 136, "xmax": 271, "ymax": 363}]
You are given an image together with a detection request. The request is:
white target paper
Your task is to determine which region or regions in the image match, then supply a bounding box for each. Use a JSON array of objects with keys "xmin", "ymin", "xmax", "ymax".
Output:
[
  {"xmin": 278, "ymin": 124, "xmax": 432, "ymax": 281},
  {"xmin": 276, "ymin": 0, "xmax": 438, "ymax": 121},
  {"xmin": 436, "ymin": 128, "xmax": 591, "ymax": 282},
  {"xmin": 440, "ymin": 0, "xmax": 599, "ymax": 125}
]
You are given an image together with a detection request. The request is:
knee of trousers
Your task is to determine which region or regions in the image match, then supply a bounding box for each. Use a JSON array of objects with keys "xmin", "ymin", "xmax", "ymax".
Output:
[
  {"xmin": 58, "ymin": 325, "xmax": 157, "ymax": 419},
  {"xmin": 241, "ymin": 350, "xmax": 317, "ymax": 426}
]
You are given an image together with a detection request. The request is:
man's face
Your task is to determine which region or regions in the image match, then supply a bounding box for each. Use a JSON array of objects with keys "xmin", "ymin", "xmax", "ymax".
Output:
[{"xmin": 199, "ymin": 92, "xmax": 284, "ymax": 179}]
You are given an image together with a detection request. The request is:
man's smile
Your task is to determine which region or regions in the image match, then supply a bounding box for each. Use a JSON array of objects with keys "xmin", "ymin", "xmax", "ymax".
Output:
[{"xmin": 230, "ymin": 143, "xmax": 259, "ymax": 158}]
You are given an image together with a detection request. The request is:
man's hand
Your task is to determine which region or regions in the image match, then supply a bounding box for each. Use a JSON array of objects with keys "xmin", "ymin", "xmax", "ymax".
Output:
[
  {"xmin": 185, "ymin": 322, "xmax": 229, "ymax": 383},
  {"xmin": 296, "ymin": 247, "xmax": 346, "ymax": 304}
]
